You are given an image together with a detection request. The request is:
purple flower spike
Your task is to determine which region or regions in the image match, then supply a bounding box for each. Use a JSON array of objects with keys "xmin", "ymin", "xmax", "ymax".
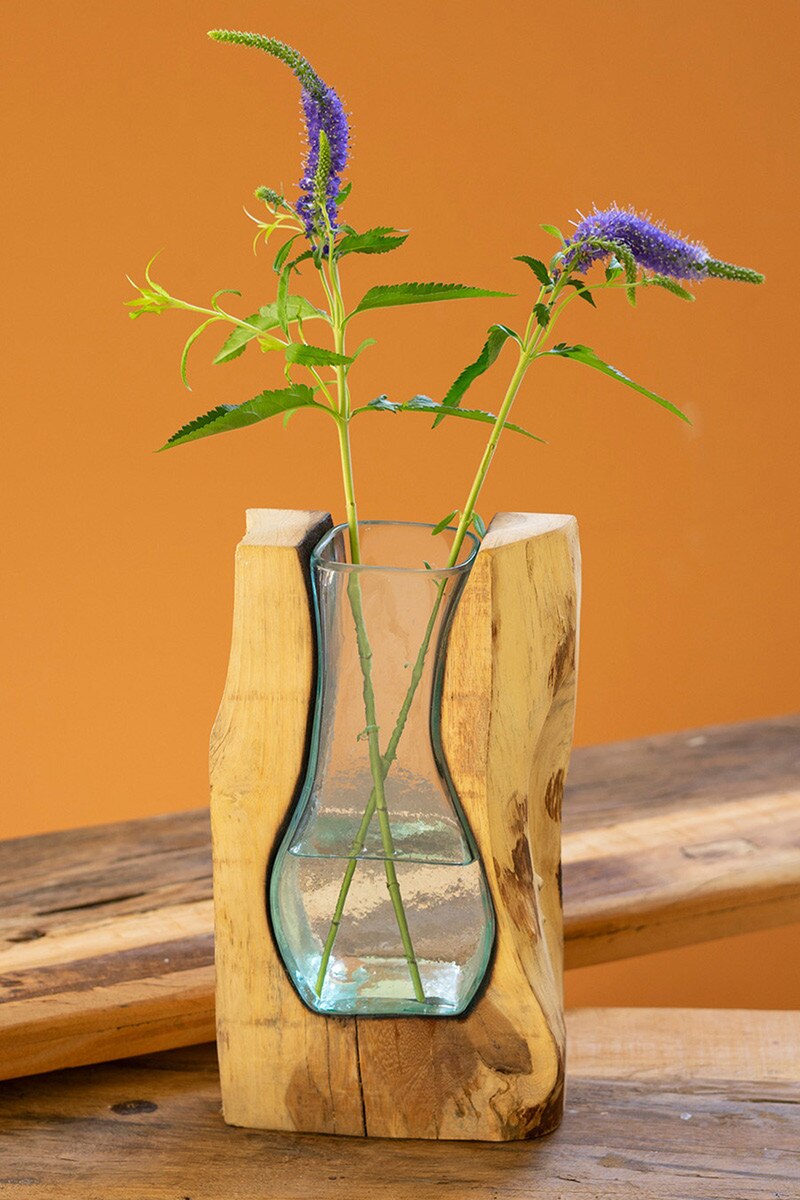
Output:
[
  {"xmin": 296, "ymin": 84, "xmax": 350, "ymax": 241},
  {"xmin": 208, "ymin": 30, "xmax": 350, "ymax": 245},
  {"xmin": 565, "ymin": 205, "xmax": 709, "ymax": 280}
]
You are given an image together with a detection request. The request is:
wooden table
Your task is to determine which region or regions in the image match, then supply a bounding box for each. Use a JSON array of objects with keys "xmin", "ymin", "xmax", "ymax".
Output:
[
  {"xmin": 1, "ymin": 716, "xmax": 798, "ymax": 1195},
  {"xmin": 0, "ymin": 1009, "xmax": 797, "ymax": 1198}
]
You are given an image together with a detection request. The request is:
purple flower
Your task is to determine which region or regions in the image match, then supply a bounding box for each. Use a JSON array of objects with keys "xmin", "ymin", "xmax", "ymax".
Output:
[
  {"xmin": 565, "ymin": 206, "xmax": 708, "ymax": 280},
  {"xmin": 296, "ymin": 84, "xmax": 350, "ymax": 241},
  {"xmin": 562, "ymin": 205, "xmax": 764, "ymax": 285},
  {"xmin": 208, "ymin": 30, "xmax": 350, "ymax": 243}
]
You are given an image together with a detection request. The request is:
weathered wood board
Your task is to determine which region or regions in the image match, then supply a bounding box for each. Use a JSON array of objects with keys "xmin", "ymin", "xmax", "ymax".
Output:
[
  {"xmin": 1, "ymin": 718, "xmax": 798, "ymax": 1082},
  {"xmin": 0, "ymin": 1008, "xmax": 797, "ymax": 1198}
]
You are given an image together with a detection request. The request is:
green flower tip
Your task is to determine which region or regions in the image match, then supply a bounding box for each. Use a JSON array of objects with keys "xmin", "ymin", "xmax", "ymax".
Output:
[
  {"xmin": 255, "ymin": 186, "xmax": 289, "ymax": 211},
  {"xmin": 706, "ymin": 259, "xmax": 765, "ymax": 285}
]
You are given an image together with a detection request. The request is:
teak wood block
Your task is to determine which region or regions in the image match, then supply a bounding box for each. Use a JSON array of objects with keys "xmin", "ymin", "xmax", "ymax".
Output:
[{"xmin": 210, "ymin": 509, "xmax": 580, "ymax": 1140}]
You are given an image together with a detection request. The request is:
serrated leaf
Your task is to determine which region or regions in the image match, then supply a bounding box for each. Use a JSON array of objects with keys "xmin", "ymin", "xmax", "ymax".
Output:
[
  {"xmin": 431, "ymin": 509, "xmax": 458, "ymax": 536},
  {"xmin": 514, "ymin": 255, "xmax": 553, "ymax": 288},
  {"xmin": 471, "ymin": 512, "xmax": 487, "ymax": 538},
  {"xmin": 541, "ymin": 223, "xmax": 566, "ymax": 244},
  {"xmin": 436, "ymin": 324, "xmax": 519, "ymax": 427},
  {"xmin": 180, "ymin": 317, "xmax": 220, "ymax": 389},
  {"xmin": 336, "ymin": 226, "xmax": 409, "ymax": 258},
  {"xmin": 285, "ymin": 343, "xmax": 353, "ymax": 367},
  {"xmin": 544, "ymin": 344, "xmax": 689, "ymax": 422},
  {"xmin": 160, "ymin": 385, "xmax": 322, "ymax": 450},
  {"xmin": 533, "ymin": 302, "xmax": 551, "ymax": 328},
  {"xmin": 564, "ymin": 279, "xmax": 597, "ymax": 307},
  {"xmin": 214, "ymin": 297, "xmax": 323, "ymax": 365},
  {"xmin": 286, "ymin": 248, "xmax": 315, "ymax": 273},
  {"xmin": 273, "ymin": 235, "xmax": 300, "ymax": 274},
  {"xmin": 350, "ymin": 282, "xmax": 511, "ymax": 316}
]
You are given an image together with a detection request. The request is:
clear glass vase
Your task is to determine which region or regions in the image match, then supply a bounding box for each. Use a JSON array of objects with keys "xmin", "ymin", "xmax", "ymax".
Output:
[{"xmin": 269, "ymin": 521, "xmax": 495, "ymax": 1017}]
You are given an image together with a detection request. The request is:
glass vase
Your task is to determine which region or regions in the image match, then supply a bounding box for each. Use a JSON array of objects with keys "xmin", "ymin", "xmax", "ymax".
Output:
[{"xmin": 269, "ymin": 520, "xmax": 495, "ymax": 1017}]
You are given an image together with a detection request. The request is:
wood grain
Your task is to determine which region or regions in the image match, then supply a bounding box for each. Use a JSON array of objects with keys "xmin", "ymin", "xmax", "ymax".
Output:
[
  {"xmin": 1, "ymin": 720, "xmax": 797, "ymax": 1079},
  {"xmin": 355, "ymin": 513, "xmax": 579, "ymax": 1139},
  {"xmin": 563, "ymin": 716, "xmax": 800, "ymax": 965},
  {"xmin": 210, "ymin": 510, "xmax": 578, "ymax": 1139},
  {"xmin": 209, "ymin": 509, "xmax": 365, "ymax": 1136},
  {"xmin": 0, "ymin": 1008, "xmax": 796, "ymax": 1198}
]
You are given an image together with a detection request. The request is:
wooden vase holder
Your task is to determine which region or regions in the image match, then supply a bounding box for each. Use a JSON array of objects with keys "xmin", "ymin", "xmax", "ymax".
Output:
[{"xmin": 210, "ymin": 509, "xmax": 580, "ymax": 1141}]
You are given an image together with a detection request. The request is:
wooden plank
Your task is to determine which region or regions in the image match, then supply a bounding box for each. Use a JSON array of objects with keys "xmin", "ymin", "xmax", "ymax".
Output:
[
  {"xmin": 563, "ymin": 715, "xmax": 800, "ymax": 965},
  {"xmin": 0, "ymin": 1008, "xmax": 796, "ymax": 1198},
  {"xmin": 1, "ymin": 716, "xmax": 798, "ymax": 1081}
]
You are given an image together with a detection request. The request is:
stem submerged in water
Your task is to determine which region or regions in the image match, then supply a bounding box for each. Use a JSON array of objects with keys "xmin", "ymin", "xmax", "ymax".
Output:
[{"xmin": 322, "ymin": 245, "xmax": 426, "ymax": 1004}]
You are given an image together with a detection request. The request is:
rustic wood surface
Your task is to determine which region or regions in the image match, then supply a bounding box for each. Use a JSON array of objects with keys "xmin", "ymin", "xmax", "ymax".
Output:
[
  {"xmin": 0, "ymin": 1007, "xmax": 796, "ymax": 1198},
  {"xmin": 1, "ymin": 715, "xmax": 797, "ymax": 1082},
  {"xmin": 340, "ymin": 513, "xmax": 580, "ymax": 1138},
  {"xmin": 208, "ymin": 509, "xmax": 367, "ymax": 1136},
  {"xmin": 209, "ymin": 510, "xmax": 579, "ymax": 1139}
]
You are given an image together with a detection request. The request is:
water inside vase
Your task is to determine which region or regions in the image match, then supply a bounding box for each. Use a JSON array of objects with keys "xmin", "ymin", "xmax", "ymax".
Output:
[{"xmin": 269, "ymin": 522, "xmax": 495, "ymax": 1017}]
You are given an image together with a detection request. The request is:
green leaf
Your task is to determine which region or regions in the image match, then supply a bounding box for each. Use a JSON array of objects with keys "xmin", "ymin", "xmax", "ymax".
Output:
[
  {"xmin": 356, "ymin": 395, "xmax": 543, "ymax": 440},
  {"xmin": 336, "ymin": 181, "xmax": 352, "ymax": 206},
  {"xmin": 564, "ymin": 278, "xmax": 597, "ymax": 307},
  {"xmin": 350, "ymin": 282, "xmax": 511, "ymax": 316},
  {"xmin": 336, "ymin": 226, "xmax": 409, "ymax": 258},
  {"xmin": 213, "ymin": 297, "xmax": 323, "ymax": 365},
  {"xmin": 514, "ymin": 256, "xmax": 552, "ymax": 288},
  {"xmin": 533, "ymin": 302, "xmax": 551, "ymax": 328},
  {"xmin": 431, "ymin": 510, "xmax": 457, "ymax": 536},
  {"xmin": 541, "ymin": 223, "xmax": 566, "ymax": 244},
  {"xmin": 286, "ymin": 248, "xmax": 315, "ymax": 274},
  {"xmin": 605, "ymin": 256, "xmax": 623, "ymax": 283},
  {"xmin": 210, "ymin": 288, "xmax": 242, "ymax": 311},
  {"xmin": 285, "ymin": 343, "xmax": 353, "ymax": 367},
  {"xmin": 276, "ymin": 266, "xmax": 290, "ymax": 334},
  {"xmin": 544, "ymin": 344, "xmax": 690, "ymax": 422},
  {"xmin": 180, "ymin": 317, "xmax": 220, "ymax": 389},
  {"xmin": 436, "ymin": 323, "xmax": 519, "ymax": 427},
  {"xmin": 471, "ymin": 512, "xmax": 487, "ymax": 538},
  {"xmin": 273, "ymin": 235, "xmax": 300, "ymax": 274},
  {"xmin": 351, "ymin": 337, "xmax": 376, "ymax": 360},
  {"xmin": 160, "ymin": 385, "xmax": 322, "ymax": 450}
]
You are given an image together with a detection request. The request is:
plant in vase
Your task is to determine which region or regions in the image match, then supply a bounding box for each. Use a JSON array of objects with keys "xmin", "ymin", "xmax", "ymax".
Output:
[{"xmin": 128, "ymin": 29, "xmax": 763, "ymax": 1019}]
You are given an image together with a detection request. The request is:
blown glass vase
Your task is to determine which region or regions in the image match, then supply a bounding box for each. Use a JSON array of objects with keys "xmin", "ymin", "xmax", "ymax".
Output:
[{"xmin": 269, "ymin": 521, "xmax": 495, "ymax": 1017}]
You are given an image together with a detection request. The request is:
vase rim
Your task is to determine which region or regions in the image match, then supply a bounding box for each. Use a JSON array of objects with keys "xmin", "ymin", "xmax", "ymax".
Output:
[{"xmin": 312, "ymin": 520, "xmax": 480, "ymax": 577}]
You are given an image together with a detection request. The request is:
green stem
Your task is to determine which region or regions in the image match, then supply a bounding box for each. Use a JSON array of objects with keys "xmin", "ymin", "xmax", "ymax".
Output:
[
  {"xmin": 322, "ymin": 239, "xmax": 426, "ymax": 1004},
  {"xmin": 314, "ymin": 577, "xmax": 446, "ymax": 995},
  {"xmin": 314, "ymin": 268, "xmax": 581, "ymax": 995}
]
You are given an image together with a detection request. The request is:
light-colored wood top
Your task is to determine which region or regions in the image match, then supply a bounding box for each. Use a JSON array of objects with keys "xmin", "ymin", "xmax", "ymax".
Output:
[
  {"xmin": 0, "ymin": 1007, "xmax": 796, "ymax": 1197},
  {"xmin": 0, "ymin": 716, "xmax": 797, "ymax": 1081}
]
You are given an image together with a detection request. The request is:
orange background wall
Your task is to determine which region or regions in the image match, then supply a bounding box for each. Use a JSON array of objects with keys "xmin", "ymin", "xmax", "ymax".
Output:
[{"xmin": 2, "ymin": 1, "xmax": 798, "ymax": 1007}]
